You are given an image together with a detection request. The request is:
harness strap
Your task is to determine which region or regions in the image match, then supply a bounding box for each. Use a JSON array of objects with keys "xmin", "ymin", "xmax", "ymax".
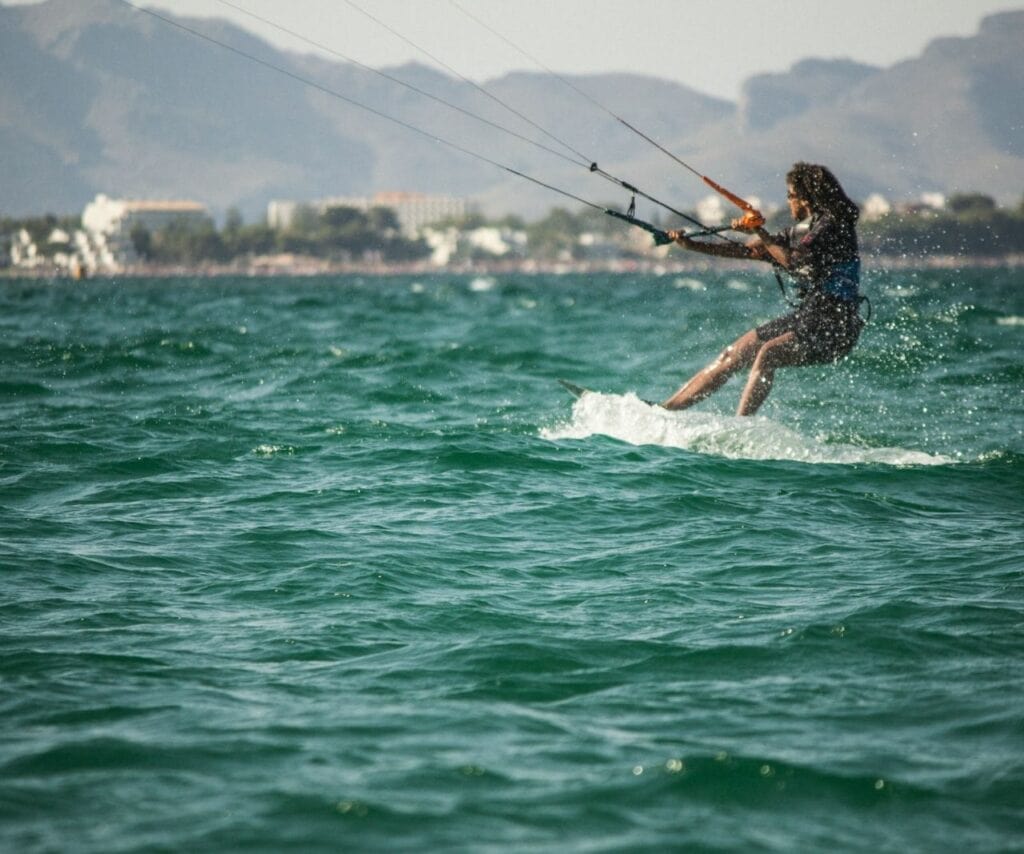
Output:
[{"xmin": 771, "ymin": 263, "xmax": 799, "ymax": 308}]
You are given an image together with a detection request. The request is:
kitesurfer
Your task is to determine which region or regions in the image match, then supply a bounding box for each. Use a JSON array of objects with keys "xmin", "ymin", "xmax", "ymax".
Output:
[{"xmin": 663, "ymin": 162, "xmax": 863, "ymax": 415}]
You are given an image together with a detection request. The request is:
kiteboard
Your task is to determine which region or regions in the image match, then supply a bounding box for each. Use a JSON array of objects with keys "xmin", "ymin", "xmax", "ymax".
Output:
[
  {"xmin": 558, "ymin": 379, "xmax": 661, "ymax": 408},
  {"xmin": 557, "ymin": 379, "xmax": 591, "ymax": 399}
]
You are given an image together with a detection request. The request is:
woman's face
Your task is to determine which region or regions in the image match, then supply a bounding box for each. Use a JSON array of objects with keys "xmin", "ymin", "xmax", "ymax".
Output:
[{"xmin": 787, "ymin": 184, "xmax": 811, "ymax": 220}]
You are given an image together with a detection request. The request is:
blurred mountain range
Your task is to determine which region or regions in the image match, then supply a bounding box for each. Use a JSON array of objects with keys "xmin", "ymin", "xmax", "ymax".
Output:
[{"xmin": 2, "ymin": 0, "xmax": 1022, "ymax": 219}]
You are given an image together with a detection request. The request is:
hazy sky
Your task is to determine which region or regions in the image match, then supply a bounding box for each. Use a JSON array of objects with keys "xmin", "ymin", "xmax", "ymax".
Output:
[{"xmin": 5, "ymin": 0, "xmax": 1020, "ymax": 99}]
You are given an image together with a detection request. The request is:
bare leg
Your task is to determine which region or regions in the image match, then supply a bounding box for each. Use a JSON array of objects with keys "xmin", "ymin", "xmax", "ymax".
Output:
[
  {"xmin": 662, "ymin": 329, "xmax": 761, "ymax": 410},
  {"xmin": 737, "ymin": 331, "xmax": 807, "ymax": 416}
]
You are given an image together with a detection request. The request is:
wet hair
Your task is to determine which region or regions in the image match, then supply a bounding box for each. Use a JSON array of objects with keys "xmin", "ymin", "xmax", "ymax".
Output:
[{"xmin": 786, "ymin": 162, "xmax": 859, "ymax": 226}]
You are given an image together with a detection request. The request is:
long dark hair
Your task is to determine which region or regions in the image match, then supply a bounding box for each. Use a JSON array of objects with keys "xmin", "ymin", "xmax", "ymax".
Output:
[{"xmin": 787, "ymin": 162, "xmax": 859, "ymax": 227}]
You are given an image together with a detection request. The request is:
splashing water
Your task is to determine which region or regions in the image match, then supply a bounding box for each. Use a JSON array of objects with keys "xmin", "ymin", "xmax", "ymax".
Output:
[{"xmin": 542, "ymin": 391, "xmax": 953, "ymax": 465}]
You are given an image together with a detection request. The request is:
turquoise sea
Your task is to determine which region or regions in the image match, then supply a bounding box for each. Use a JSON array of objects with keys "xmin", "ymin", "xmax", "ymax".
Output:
[{"xmin": 1, "ymin": 268, "xmax": 1022, "ymax": 852}]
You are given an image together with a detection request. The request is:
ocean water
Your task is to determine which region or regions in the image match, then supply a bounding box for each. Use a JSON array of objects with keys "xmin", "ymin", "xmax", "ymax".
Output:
[{"xmin": 1, "ymin": 268, "xmax": 1021, "ymax": 853}]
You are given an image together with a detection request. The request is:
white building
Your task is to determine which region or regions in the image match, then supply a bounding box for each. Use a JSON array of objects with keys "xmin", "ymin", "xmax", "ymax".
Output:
[
  {"xmin": 919, "ymin": 192, "xmax": 946, "ymax": 211},
  {"xmin": 9, "ymin": 229, "xmax": 41, "ymax": 269},
  {"xmin": 423, "ymin": 225, "xmax": 526, "ymax": 266},
  {"xmin": 83, "ymin": 193, "xmax": 208, "ymax": 237},
  {"xmin": 695, "ymin": 194, "xmax": 726, "ymax": 227},
  {"xmin": 862, "ymin": 193, "xmax": 892, "ymax": 222},
  {"xmin": 694, "ymin": 194, "xmax": 765, "ymax": 230},
  {"xmin": 268, "ymin": 191, "xmax": 472, "ymax": 237},
  {"xmin": 266, "ymin": 200, "xmax": 302, "ymax": 231},
  {"xmin": 81, "ymin": 193, "xmax": 209, "ymax": 271}
]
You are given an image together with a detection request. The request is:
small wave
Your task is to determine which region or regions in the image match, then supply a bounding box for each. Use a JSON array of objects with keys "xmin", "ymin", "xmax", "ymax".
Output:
[
  {"xmin": 673, "ymin": 277, "xmax": 705, "ymax": 291},
  {"xmin": 252, "ymin": 444, "xmax": 294, "ymax": 456},
  {"xmin": 469, "ymin": 276, "xmax": 496, "ymax": 292},
  {"xmin": 996, "ymin": 316, "xmax": 1024, "ymax": 326},
  {"xmin": 0, "ymin": 380, "xmax": 51, "ymax": 397},
  {"xmin": 541, "ymin": 392, "xmax": 952, "ymax": 465}
]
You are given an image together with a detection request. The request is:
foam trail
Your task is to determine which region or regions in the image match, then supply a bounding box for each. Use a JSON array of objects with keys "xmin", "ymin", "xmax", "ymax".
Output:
[{"xmin": 542, "ymin": 392, "xmax": 952, "ymax": 466}]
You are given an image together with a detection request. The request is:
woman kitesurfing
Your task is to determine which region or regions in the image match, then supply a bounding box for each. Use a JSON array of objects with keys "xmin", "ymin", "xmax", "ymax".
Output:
[
  {"xmin": 662, "ymin": 163, "xmax": 864, "ymax": 415},
  {"xmin": 117, "ymin": 1, "xmax": 866, "ymax": 421}
]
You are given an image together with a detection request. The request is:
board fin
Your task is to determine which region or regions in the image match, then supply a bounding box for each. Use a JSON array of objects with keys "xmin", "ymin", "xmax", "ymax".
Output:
[{"xmin": 557, "ymin": 379, "xmax": 590, "ymax": 399}]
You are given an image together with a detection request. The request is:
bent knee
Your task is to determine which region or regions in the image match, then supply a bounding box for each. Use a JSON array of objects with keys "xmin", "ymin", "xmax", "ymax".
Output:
[
  {"xmin": 712, "ymin": 344, "xmax": 735, "ymax": 367},
  {"xmin": 714, "ymin": 332, "xmax": 760, "ymax": 369},
  {"xmin": 754, "ymin": 335, "xmax": 800, "ymax": 369}
]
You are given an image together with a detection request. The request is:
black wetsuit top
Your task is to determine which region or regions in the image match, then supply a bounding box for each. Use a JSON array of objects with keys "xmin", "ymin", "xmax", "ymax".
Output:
[
  {"xmin": 780, "ymin": 212, "xmax": 860, "ymax": 302},
  {"xmin": 755, "ymin": 212, "xmax": 863, "ymax": 363}
]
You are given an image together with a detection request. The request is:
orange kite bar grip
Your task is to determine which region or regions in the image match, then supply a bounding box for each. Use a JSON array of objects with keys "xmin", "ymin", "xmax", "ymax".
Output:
[
  {"xmin": 733, "ymin": 210, "xmax": 766, "ymax": 230},
  {"xmin": 701, "ymin": 175, "xmax": 765, "ymax": 229}
]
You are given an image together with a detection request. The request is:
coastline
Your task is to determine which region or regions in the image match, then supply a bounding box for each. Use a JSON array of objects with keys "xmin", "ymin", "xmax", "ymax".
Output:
[{"xmin": 3, "ymin": 252, "xmax": 1022, "ymax": 281}]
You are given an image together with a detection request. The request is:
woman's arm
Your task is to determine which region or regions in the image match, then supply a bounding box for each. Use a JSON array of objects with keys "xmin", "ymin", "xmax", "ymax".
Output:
[
  {"xmin": 749, "ymin": 227, "xmax": 792, "ymax": 268},
  {"xmin": 663, "ymin": 228, "xmax": 774, "ymax": 261},
  {"xmin": 667, "ymin": 230, "xmax": 758, "ymax": 260}
]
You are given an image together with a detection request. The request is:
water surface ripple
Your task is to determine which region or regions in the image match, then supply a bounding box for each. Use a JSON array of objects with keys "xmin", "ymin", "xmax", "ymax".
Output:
[{"xmin": 1, "ymin": 271, "xmax": 1022, "ymax": 852}]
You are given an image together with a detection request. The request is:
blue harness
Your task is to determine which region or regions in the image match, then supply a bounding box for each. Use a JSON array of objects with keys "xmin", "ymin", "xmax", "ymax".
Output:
[{"xmin": 820, "ymin": 259, "xmax": 861, "ymax": 302}]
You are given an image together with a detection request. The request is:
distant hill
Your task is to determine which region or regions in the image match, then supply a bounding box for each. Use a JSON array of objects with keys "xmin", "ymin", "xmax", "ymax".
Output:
[{"xmin": 1, "ymin": 0, "xmax": 1022, "ymax": 219}]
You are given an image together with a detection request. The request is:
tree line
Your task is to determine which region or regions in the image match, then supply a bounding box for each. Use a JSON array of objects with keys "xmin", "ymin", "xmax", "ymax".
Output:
[
  {"xmin": 857, "ymin": 193, "xmax": 1024, "ymax": 257},
  {"xmin": 128, "ymin": 205, "xmax": 429, "ymax": 265},
  {"xmin": 4, "ymin": 192, "xmax": 1024, "ymax": 266}
]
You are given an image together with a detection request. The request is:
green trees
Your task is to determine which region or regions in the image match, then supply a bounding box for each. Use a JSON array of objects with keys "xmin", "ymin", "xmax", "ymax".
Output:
[
  {"xmin": 0, "ymin": 213, "xmax": 81, "ymax": 258},
  {"xmin": 523, "ymin": 205, "xmax": 655, "ymax": 260},
  {"xmin": 5, "ymin": 191, "xmax": 1024, "ymax": 270},
  {"xmin": 276, "ymin": 205, "xmax": 426, "ymax": 261},
  {"xmin": 141, "ymin": 216, "xmax": 226, "ymax": 265},
  {"xmin": 524, "ymin": 207, "xmax": 580, "ymax": 259},
  {"xmin": 947, "ymin": 193, "xmax": 997, "ymax": 215},
  {"xmin": 859, "ymin": 194, "xmax": 1024, "ymax": 257},
  {"xmin": 131, "ymin": 205, "xmax": 428, "ymax": 265},
  {"xmin": 129, "ymin": 223, "xmax": 152, "ymax": 259}
]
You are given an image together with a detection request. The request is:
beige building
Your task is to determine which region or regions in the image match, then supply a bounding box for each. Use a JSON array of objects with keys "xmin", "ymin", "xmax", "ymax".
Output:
[
  {"xmin": 268, "ymin": 191, "xmax": 472, "ymax": 237},
  {"xmin": 81, "ymin": 194, "xmax": 209, "ymax": 271}
]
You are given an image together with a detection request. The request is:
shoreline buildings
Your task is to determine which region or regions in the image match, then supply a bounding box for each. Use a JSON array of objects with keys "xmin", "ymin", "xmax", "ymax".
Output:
[
  {"xmin": 11, "ymin": 194, "xmax": 212, "ymax": 275},
  {"xmin": 80, "ymin": 194, "xmax": 209, "ymax": 271},
  {"xmin": 4, "ymin": 188, "xmax": 964, "ymax": 276},
  {"xmin": 268, "ymin": 191, "xmax": 472, "ymax": 237}
]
